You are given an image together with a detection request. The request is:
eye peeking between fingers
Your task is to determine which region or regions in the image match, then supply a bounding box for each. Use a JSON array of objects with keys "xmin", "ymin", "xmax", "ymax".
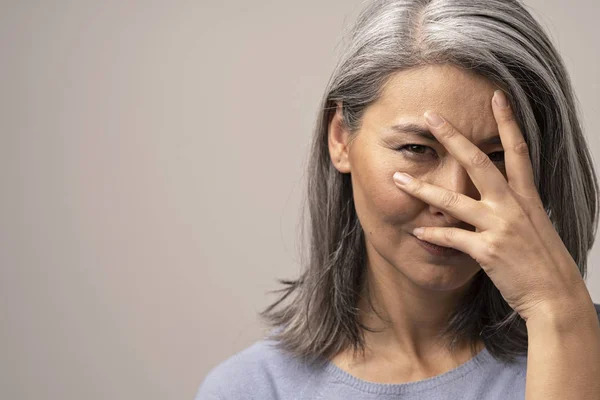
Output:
[{"xmin": 396, "ymin": 144, "xmax": 506, "ymax": 165}]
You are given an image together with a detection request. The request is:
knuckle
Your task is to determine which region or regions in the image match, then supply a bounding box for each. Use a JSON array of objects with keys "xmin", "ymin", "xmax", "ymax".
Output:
[
  {"xmin": 470, "ymin": 151, "xmax": 492, "ymax": 169},
  {"xmin": 483, "ymin": 237, "xmax": 500, "ymax": 259},
  {"xmin": 497, "ymin": 219, "xmax": 514, "ymax": 235},
  {"xmin": 444, "ymin": 229, "xmax": 456, "ymax": 242},
  {"xmin": 440, "ymin": 126, "xmax": 458, "ymax": 141},
  {"xmin": 440, "ymin": 190, "xmax": 460, "ymax": 209},
  {"xmin": 514, "ymin": 140, "xmax": 529, "ymax": 156}
]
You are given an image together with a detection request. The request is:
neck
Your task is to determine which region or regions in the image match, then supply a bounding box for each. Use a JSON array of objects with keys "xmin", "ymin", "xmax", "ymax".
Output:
[{"xmin": 354, "ymin": 258, "xmax": 482, "ymax": 362}]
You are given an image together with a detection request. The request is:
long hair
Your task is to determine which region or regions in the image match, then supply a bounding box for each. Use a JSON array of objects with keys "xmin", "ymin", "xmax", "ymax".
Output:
[{"xmin": 259, "ymin": 0, "xmax": 599, "ymax": 366}]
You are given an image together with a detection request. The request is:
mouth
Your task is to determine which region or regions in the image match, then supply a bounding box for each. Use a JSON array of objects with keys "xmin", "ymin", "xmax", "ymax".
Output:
[{"xmin": 413, "ymin": 235, "xmax": 465, "ymax": 257}]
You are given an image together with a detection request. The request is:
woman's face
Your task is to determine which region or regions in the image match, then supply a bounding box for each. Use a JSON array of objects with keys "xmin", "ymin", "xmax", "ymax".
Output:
[{"xmin": 329, "ymin": 64, "xmax": 507, "ymax": 292}]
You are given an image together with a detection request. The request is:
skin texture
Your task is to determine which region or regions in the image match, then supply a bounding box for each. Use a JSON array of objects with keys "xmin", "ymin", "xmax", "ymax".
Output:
[{"xmin": 327, "ymin": 64, "xmax": 504, "ymax": 382}]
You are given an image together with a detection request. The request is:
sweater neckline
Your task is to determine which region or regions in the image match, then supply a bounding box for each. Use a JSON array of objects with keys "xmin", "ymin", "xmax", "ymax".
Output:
[{"xmin": 320, "ymin": 346, "xmax": 494, "ymax": 395}]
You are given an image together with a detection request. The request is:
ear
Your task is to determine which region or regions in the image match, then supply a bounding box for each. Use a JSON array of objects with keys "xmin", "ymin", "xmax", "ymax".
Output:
[{"xmin": 328, "ymin": 101, "xmax": 352, "ymax": 174}]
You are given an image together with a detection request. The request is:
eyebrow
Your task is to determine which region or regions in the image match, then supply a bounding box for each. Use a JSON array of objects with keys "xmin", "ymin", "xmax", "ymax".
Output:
[{"xmin": 388, "ymin": 123, "xmax": 502, "ymax": 146}]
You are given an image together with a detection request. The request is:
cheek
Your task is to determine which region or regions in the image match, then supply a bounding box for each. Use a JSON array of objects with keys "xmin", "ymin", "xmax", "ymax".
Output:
[
  {"xmin": 363, "ymin": 169, "xmax": 422, "ymax": 222},
  {"xmin": 351, "ymin": 148, "xmax": 422, "ymax": 222}
]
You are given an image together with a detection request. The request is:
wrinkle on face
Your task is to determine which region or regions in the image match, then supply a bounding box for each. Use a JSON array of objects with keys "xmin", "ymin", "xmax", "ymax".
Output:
[
  {"xmin": 368, "ymin": 64, "xmax": 501, "ymax": 149},
  {"xmin": 345, "ymin": 63, "xmax": 503, "ymax": 295}
]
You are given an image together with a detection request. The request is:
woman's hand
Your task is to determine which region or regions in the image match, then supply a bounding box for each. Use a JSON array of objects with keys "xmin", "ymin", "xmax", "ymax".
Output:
[{"xmin": 392, "ymin": 90, "xmax": 588, "ymax": 322}]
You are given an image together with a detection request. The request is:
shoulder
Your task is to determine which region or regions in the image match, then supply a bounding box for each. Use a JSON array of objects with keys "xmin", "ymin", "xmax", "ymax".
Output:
[{"xmin": 194, "ymin": 336, "xmax": 316, "ymax": 400}]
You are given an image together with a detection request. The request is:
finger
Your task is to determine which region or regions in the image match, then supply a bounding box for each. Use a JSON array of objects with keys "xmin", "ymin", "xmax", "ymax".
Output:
[
  {"xmin": 413, "ymin": 226, "xmax": 480, "ymax": 259},
  {"xmin": 491, "ymin": 90, "xmax": 537, "ymax": 199},
  {"xmin": 424, "ymin": 110, "xmax": 508, "ymax": 199},
  {"xmin": 393, "ymin": 172, "xmax": 494, "ymax": 230},
  {"xmin": 491, "ymin": 91, "xmax": 571, "ymax": 268}
]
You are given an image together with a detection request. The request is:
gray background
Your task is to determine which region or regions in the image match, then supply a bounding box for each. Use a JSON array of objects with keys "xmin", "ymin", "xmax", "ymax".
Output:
[{"xmin": 1, "ymin": 1, "xmax": 598, "ymax": 399}]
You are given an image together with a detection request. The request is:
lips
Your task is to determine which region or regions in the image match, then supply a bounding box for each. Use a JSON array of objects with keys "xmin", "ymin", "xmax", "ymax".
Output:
[
  {"xmin": 421, "ymin": 239, "xmax": 452, "ymax": 249},
  {"xmin": 413, "ymin": 235, "xmax": 464, "ymax": 256}
]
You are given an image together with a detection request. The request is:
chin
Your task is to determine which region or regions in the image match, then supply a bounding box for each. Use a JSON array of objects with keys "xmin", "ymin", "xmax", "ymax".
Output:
[{"xmin": 411, "ymin": 263, "xmax": 480, "ymax": 292}]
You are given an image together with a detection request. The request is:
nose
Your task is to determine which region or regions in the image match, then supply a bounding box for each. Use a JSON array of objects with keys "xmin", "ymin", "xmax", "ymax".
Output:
[{"xmin": 427, "ymin": 160, "xmax": 480, "ymax": 226}]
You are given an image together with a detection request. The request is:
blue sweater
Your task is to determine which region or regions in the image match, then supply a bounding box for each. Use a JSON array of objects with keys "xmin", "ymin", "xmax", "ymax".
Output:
[{"xmin": 196, "ymin": 304, "xmax": 600, "ymax": 399}]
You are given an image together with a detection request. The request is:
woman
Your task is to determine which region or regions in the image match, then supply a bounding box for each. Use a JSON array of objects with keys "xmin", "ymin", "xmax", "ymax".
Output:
[{"xmin": 197, "ymin": 0, "xmax": 600, "ymax": 398}]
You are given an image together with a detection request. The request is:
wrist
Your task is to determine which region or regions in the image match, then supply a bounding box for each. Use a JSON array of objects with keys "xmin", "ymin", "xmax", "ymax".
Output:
[{"xmin": 525, "ymin": 289, "xmax": 597, "ymax": 334}]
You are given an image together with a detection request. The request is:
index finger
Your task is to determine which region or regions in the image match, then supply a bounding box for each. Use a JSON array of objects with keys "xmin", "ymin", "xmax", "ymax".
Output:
[{"xmin": 423, "ymin": 110, "xmax": 508, "ymax": 199}]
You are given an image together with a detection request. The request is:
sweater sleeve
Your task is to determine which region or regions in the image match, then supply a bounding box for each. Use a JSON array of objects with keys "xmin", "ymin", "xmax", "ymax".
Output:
[{"xmin": 194, "ymin": 368, "xmax": 224, "ymax": 400}]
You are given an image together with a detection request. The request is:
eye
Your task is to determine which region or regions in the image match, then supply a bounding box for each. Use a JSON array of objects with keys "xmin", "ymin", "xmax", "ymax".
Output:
[
  {"xmin": 397, "ymin": 144, "xmax": 505, "ymax": 165},
  {"xmin": 398, "ymin": 144, "xmax": 435, "ymax": 157},
  {"xmin": 488, "ymin": 151, "xmax": 505, "ymax": 163}
]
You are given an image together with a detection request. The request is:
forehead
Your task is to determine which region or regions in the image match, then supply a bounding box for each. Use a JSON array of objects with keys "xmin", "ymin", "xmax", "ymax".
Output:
[{"xmin": 363, "ymin": 64, "xmax": 500, "ymax": 141}]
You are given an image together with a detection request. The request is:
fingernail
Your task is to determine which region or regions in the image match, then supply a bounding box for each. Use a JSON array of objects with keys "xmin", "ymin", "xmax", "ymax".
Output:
[
  {"xmin": 424, "ymin": 111, "xmax": 444, "ymax": 127},
  {"xmin": 393, "ymin": 172, "xmax": 412, "ymax": 185},
  {"xmin": 493, "ymin": 90, "xmax": 509, "ymax": 108},
  {"xmin": 413, "ymin": 228, "xmax": 425, "ymax": 237}
]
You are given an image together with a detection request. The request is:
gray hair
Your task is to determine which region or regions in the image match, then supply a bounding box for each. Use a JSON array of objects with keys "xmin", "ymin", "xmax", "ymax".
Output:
[{"xmin": 259, "ymin": 0, "xmax": 599, "ymax": 366}]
